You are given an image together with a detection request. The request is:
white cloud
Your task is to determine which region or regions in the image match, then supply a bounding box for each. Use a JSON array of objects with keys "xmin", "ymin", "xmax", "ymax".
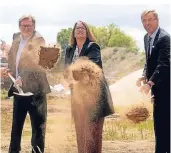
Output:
[
  {"xmin": 0, "ymin": 24, "xmax": 18, "ymax": 44},
  {"xmin": 37, "ymin": 25, "xmax": 68, "ymax": 45},
  {"xmin": 0, "ymin": 3, "xmax": 170, "ymax": 51}
]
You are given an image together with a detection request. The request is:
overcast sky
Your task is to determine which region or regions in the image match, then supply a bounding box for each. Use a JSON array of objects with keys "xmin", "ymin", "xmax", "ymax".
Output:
[{"xmin": 0, "ymin": 0, "xmax": 170, "ymax": 51}]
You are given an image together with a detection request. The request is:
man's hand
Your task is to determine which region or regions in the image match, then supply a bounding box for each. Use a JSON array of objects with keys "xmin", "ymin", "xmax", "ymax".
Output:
[
  {"xmin": 14, "ymin": 76, "xmax": 23, "ymax": 87},
  {"xmin": 136, "ymin": 76, "xmax": 147, "ymax": 87},
  {"xmin": 139, "ymin": 83, "xmax": 151, "ymax": 95}
]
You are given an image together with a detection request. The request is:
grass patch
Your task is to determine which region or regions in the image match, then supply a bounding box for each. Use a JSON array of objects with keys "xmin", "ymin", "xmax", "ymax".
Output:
[
  {"xmin": 1, "ymin": 99, "xmax": 154, "ymax": 143},
  {"xmin": 103, "ymin": 118, "xmax": 154, "ymax": 140},
  {"xmin": 1, "ymin": 89, "xmax": 8, "ymax": 100}
]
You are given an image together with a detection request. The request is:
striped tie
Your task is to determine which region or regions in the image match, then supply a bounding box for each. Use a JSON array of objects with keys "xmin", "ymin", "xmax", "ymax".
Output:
[{"xmin": 147, "ymin": 36, "xmax": 152, "ymax": 59}]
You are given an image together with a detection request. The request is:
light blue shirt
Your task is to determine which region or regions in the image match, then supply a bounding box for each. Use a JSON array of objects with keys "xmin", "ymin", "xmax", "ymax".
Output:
[
  {"xmin": 148, "ymin": 26, "xmax": 159, "ymax": 55},
  {"xmin": 15, "ymin": 35, "xmax": 30, "ymax": 78}
]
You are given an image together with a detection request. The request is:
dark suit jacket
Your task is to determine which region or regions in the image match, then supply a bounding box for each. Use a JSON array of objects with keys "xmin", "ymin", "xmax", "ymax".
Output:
[
  {"xmin": 65, "ymin": 39, "xmax": 114, "ymax": 120},
  {"xmin": 143, "ymin": 28, "xmax": 170, "ymax": 95},
  {"xmin": 8, "ymin": 31, "xmax": 51, "ymax": 97}
]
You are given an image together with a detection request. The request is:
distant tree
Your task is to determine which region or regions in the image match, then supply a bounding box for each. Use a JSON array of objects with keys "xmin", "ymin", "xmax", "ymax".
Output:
[
  {"xmin": 57, "ymin": 28, "xmax": 72, "ymax": 51},
  {"xmin": 56, "ymin": 28, "xmax": 72, "ymax": 71},
  {"xmin": 90, "ymin": 25, "xmax": 109, "ymax": 49},
  {"xmin": 107, "ymin": 27, "xmax": 137, "ymax": 49},
  {"xmin": 56, "ymin": 24, "xmax": 139, "ymax": 52}
]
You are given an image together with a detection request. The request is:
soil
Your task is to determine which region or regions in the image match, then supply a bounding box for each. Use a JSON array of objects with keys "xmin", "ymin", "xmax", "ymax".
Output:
[{"xmin": 1, "ymin": 99, "xmax": 154, "ymax": 153}]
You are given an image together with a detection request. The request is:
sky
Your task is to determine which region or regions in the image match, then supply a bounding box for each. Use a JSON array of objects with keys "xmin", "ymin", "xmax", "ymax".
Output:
[{"xmin": 0, "ymin": 0, "xmax": 170, "ymax": 51}]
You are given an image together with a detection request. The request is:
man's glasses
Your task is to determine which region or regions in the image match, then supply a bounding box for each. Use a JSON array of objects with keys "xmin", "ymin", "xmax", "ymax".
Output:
[
  {"xmin": 142, "ymin": 18, "xmax": 157, "ymax": 23},
  {"xmin": 20, "ymin": 25, "xmax": 33, "ymax": 28}
]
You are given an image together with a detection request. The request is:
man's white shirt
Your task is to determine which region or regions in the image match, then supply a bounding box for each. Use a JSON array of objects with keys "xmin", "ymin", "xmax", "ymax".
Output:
[{"xmin": 15, "ymin": 35, "xmax": 30, "ymax": 78}]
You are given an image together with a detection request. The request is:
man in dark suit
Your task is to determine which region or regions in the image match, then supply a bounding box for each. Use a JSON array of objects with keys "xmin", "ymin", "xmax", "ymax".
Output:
[
  {"xmin": 7, "ymin": 15, "xmax": 50, "ymax": 153},
  {"xmin": 136, "ymin": 10, "xmax": 170, "ymax": 153}
]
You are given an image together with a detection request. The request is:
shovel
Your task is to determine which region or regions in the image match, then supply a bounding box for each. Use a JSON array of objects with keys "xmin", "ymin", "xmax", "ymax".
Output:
[{"xmin": 8, "ymin": 73, "xmax": 33, "ymax": 96}]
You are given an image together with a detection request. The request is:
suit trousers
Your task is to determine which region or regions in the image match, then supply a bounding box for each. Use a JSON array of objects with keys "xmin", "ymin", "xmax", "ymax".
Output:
[
  {"xmin": 153, "ymin": 87, "xmax": 170, "ymax": 153},
  {"xmin": 8, "ymin": 93, "xmax": 47, "ymax": 153}
]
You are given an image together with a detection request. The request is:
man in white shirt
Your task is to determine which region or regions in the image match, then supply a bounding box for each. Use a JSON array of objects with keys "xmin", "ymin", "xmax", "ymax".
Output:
[{"xmin": 7, "ymin": 15, "xmax": 50, "ymax": 153}]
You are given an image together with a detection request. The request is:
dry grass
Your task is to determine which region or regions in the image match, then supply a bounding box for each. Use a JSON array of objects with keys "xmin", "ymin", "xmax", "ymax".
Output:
[
  {"xmin": 1, "ymin": 77, "xmax": 154, "ymax": 153},
  {"xmin": 101, "ymin": 47, "xmax": 145, "ymax": 84}
]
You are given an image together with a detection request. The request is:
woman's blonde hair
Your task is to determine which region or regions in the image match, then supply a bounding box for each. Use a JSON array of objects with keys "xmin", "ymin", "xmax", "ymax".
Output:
[{"xmin": 69, "ymin": 21, "xmax": 96, "ymax": 46}]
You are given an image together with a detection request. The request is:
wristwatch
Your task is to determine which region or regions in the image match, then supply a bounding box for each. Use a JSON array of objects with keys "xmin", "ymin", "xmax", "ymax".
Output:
[{"xmin": 147, "ymin": 81, "xmax": 155, "ymax": 88}]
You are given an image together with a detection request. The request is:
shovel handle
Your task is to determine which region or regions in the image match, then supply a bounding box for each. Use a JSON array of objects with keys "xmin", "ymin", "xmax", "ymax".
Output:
[
  {"xmin": 8, "ymin": 72, "xmax": 16, "ymax": 83},
  {"xmin": 8, "ymin": 73, "xmax": 24, "ymax": 94}
]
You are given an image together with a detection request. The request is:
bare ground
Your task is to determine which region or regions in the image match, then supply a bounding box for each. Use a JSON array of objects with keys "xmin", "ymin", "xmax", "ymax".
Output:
[
  {"xmin": 1, "ymin": 140, "xmax": 154, "ymax": 153},
  {"xmin": 1, "ymin": 99, "xmax": 154, "ymax": 153}
]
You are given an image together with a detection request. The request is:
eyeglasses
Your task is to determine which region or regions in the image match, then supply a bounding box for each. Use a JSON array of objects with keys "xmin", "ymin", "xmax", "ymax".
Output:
[
  {"xmin": 20, "ymin": 25, "xmax": 33, "ymax": 28},
  {"xmin": 75, "ymin": 27, "xmax": 86, "ymax": 30},
  {"xmin": 142, "ymin": 18, "xmax": 157, "ymax": 23}
]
